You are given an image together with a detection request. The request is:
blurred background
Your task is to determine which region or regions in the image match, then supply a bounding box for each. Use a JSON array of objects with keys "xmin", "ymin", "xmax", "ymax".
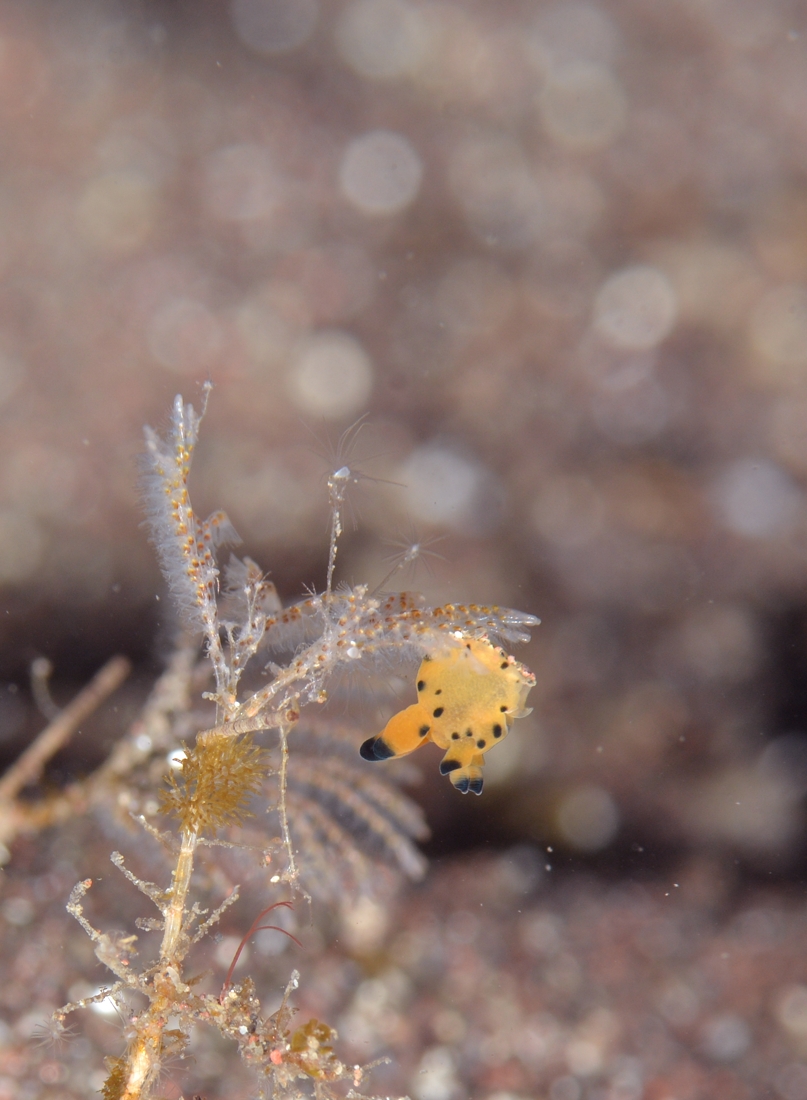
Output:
[{"xmin": 4, "ymin": 0, "xmax": 807, "ymax": 1097}]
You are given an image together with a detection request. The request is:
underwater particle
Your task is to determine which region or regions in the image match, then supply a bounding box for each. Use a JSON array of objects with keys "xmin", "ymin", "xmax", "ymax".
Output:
[
  {"xmin": 335, "ymin": 0, "xmax": 429, "ymax": 79},
  {"xmin": 556, "ymin": 784, "xmax": 619, "ymax": 851},
  {"xmin": 339, "ymin": 129, "xmax": 423, "ymax": 215},
  {"xmin": 287, "ymin": 330, "xmax": 373, "ymax": 418},
  {"xmin": 230, "ymin": 0, "xmax": 319, "ymax": 55},
  {"xmin": 593, "ymin": 264, "xmax": 678, "ymax": 350}
]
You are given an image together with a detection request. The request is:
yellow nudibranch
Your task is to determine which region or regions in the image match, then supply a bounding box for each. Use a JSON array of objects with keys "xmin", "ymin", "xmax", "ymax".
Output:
[{"xmin": 360, "ymin": 637, "xmax": 535, "ymax": 795}]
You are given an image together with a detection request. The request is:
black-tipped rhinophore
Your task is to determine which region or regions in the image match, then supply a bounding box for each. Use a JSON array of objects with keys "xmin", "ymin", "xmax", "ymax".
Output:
[
  {"xmin": 360, "ymin": 737, "xmax": 395, "ymax": 761},
  {"xmin": 439, "ymin": 759, "xmax": 461, "ymax": 775},
  {"xmin": 468, "ymin": 775, "xmax": 484, "ymax": 795}
]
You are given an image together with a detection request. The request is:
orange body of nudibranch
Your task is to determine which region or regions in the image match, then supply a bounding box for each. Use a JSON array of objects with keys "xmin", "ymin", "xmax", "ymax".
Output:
[{"xmin": 360, "ymin": 637, "xmax": 535, "ymax": 795}]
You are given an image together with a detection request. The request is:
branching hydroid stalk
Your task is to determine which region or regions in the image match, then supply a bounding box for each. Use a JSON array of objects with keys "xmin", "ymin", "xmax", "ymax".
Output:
[{"xmin": 51, "ymin": 389, "xmax": 538, "ymax": 1100}]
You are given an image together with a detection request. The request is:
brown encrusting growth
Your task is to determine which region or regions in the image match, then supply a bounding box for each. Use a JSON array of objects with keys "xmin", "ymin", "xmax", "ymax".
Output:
[{"xmin": 159, "ymin": 734, "xmax": 267, "ymax": 835}]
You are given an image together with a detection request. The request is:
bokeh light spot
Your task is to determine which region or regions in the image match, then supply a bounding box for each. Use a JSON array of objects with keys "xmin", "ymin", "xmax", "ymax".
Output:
[
  {"xmin": 448, "ymin": 136, "xmax": 545, "ymax": 248},
  {"xmin": 750, "ymin": 284, "xmax": 807, "ymax": 380},
  {"xmin": 339, "ymin": 129, "xmax": 423, "ymax": 215},
  {"xmin": 202, "ymin": 143, "xmax": 282, "ymax": 222},
  {"xmin": 0, "ymin": 509, "xmax": 45, "ymax": 583},
  {"xmin": 539, "ymin": 62, "xmax": 627, "ymax": 152},
  {"xmin": 148, "ymin": 299, "xmax": 225, "ymax": 375},
  {"xmin": 230, "ymin": 0, "xmax": 319, "ymax": 55},
  {"xmin": 335, "ymin": 0, "xmax": 428, "ymax": 80},
  {"xmin": 398, "ymin": 445, "xmax": 498, "ymax": 534},
  {"xmin": 556, "ymin": 784, "xmax": 619, "ymax": 851},
  {"xmin": 287, "ymin": 330, "xmax": 373, "ymax": 418},
  {"xmin": 712, "ymin": 459, "xmax": 802, "ymax": 539},
  {"xmin": 593, "ymin": 265, "xmax": 678, "ymax": 350},
  {"xmin": 76, "ymin": 171, "xmax": 158, "ymax": 253}
]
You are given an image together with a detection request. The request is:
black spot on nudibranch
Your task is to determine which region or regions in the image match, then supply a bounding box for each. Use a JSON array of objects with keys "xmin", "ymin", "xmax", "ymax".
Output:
[
  {"xmin": 500, "ymin": 705, "xmax": 508, "ymax": 712},
  {"xmin": 417, "ymin": 680, "xmax": 426, "ymax": 691},
  {"xmin": 433, "ymin": 707, "xmax": 444, "ymax": 717},
  {"xmin": 476, "ymin": 739, "xmax": 486, "ymax": 748},
  {"xmin": 500, "ymin": 661, "xmax": 508, "ymax": 669},
  {"xmin": 419, "ymin": 725, "xmax": 430, "ymax": 737},
  {"xmin": 493, "ymin": 724, "xmax": 503, "ymax": 738},
  {"xmin": 435, "ymin": 688, "xmax": 442, "ymax": 695},
  {"xmin": 440, "ymin": 759, "xmax": 461, "ymax": 774},
  {"xmin": 451, "ymin": 732, "xmax": 460, "ymax": 740},
  {"xmin": 465, "ymin": 729, "xmax": 473, "ymax": 737},
  {"xmin": 360, "ymin": 737, "xmax": 395, "ymax": 761}
]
